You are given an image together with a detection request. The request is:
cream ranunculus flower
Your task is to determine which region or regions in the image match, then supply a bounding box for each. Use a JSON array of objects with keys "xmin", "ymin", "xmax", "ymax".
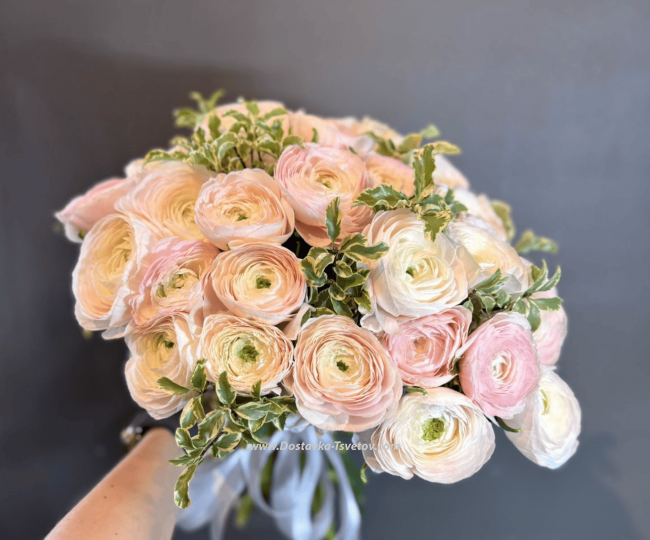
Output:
[
  {"xmin": 381, "ymin": 307, "xmax": 472, "ymax": 388},
  {"xmin": 203, "ymin": 243, "xmax": 306, "ymax": 325},
  {"xmin": 116, "ymin": 161, "xmax": 213, "ymax": 242},
  {"xmin": 274, "ymin": 143, "xmax": 373, "ymax": 247},
  {"xmin": 358, "ymin": 388, "xmax": 495, "ymax": 483},
  {"xmin": 451, "ymin": 188, "xmax": 508, "ymax": 241},
  {"xmin": 360, "ymin": 152, "xmax": 415, "ymax": 197},
  {"xmin": 433, "ymin": 155, "xmax": 470, "ymax": 190},
  {"xmin": 72, "ymin": 213, "xmax": 146, "ymax": 336},
  {"xmin": 506, "ymin": 366, "xmax": 581, "ymax": 468},
  {"xmin": 361, "ymin": 209, "xmax": 474, "ymax": 335},
  {"xmin": 195, "ymin": 168, "xmax": 295, "ymax": 250},
  {"xmin": 532, "ymin": 288, "xmax": 568, "ymax": 366},
  {"xmin": 198, "ymin": 314, "xmax": 294, "ymax": 395},
  {"xmin": 126, "ymin": 237, "xmax": 218, "ymax": 329},
  {"xmin": 448, "ymin": 219, "xmax": 530, "ymax": 294},
  {"xmin": 285, "ymin": 315, "xmax": 402, "ymax": 432},
  {"xmin": 56, "ymin": 177, "xmax": 136, "ymax": 242},
  {"xmin": 125, "ymin": 314, "xmax": 196, "ymax": 419}
]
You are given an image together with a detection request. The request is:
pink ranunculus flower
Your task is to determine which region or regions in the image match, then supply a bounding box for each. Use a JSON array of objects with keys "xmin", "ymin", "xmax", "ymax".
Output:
[
  {"xmin": 126, "ymin": 237, "xmax": 218, "ymax": 330},
  {"xmin": 285, "ymin": 315, "xmax": 402, "ymax": 432},
  {"xmin": 274, "ymin": 143, "xmax": 373, "ymax": 247},
  {"xmin": 360, "ymin": 152, "xmax": 415, "ymax": 197},
  {"xmin": 382, "ymin": 307, "xmax": 472, "ymax": 388},
  {"xmin": 531, "ymin": 288, "xmax": 568, "ymax": 366},
  {"xmin": 116, "ymin": 161, "xmax": 213, "ymax": 242},
  {"xmin": 56, "ymin": 178, "xmax": 135, "ymax": 242},
  {"xmin": 457, "ymin": 312, "xmax": 541, "ymax": 419},
  {"xmin": 288, "ymin": 111, "xmax": 375, "ymax": 153},
  {"xmin": 202, "ymin": 243, "xmax": 306, "ymax": 325},
  {"xmin": 195, "ymin": 168, "xmax": 295, "ymax": 250},
  {"xmin": 125, "ymin": 314, "xmax": 197, "ymax": 419},
  {"xmin": 72, "ymin": 213, "xmax": 148, "ymax": 337}
]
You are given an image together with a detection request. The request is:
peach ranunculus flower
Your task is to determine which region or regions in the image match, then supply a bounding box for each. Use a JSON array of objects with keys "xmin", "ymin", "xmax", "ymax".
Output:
[
  {"xmin": 56, "ymin": 177, "xmax": 136, "ymax": 242},
  {"xmin": 382, "ymin": 307, "xmax": 472, "ymax": 388},
  {"xmin": 360, "ymin": 152, "xmax": 415, "ymax": 197},
  {"xmin": 448, "ymin": 219, "xmax": 530, "ymax": 294},
  {"xmin": 202, "ymin": 243, "xmax": 306, "ymax": 325},
  {"xmin": 285, "ymin": 315, "xmax": 402, "ymax": 432},
  {"xmin": 506, "ymin": 366, "xmax": 581, "ymax": 468},
  {"xmin": 198, "ymin": 314, "xmax": 294, "ymax": 395},
  {"xmin": 124, "ymin": 314, "xmax": 197, "ymax": 419},
  {"xmin": 357, "ymin": 388, "xmax": 495, "ymax": 483},
  {"xmin": 194, "ymin": 168, "xmax": 295, "ymax": 250},
  {"xmin": 274, "ymin": 143, "xmax": 373, "ymax": 247},
  {"xmin": 531, "ymin": 288, "xmax": 568, "ymax": 366},
  {"xmin": 329, "ymin": 115, "xmax": 402, "ymax": 142},
  {"xmin": 126, "ymin": 237, "xmax": 218, "ymax": 330},
  {"xmin": 457, "ymin": 312, "xmax": 541, "ymax": 419},
  {"xmin": 361, "ymin": 209, "xmax": 474, "ymax": 335},
  {"xmin": 116, "ymin": 161, "xmax": 213, "ymax": 242},
  {"xmin": 432, "ymin": 155, "xmax": 470, "ymax": 190},
  {"xmin": 72, "ymin": 213, "xmax": 146, "ymax": 337},
  {"xmin": 287, "ymin": 111, "xmax": 374, "ymax": 153}
]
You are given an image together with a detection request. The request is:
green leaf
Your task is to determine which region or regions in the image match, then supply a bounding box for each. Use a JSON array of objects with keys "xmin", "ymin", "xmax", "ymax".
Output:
[
  {"xmin": 515, "ymin": 230, "xmax": 558, "ymax": 254},
  {"xmin": 419, "ymin": 210, "xmax": 452, "ymax": 242},
  {"xmin": 180, "ymin": 398, "xmax": 198, "ymax": 429},
  {"xmin": 235, "ymin": 402, "xmax": 272, "ymax": 420},
  {"xmin": 175, "ymin": 428, "xmax": 194, "ymax": 451},
  {"xmin": 530, "ymin": 296, "xmax": 563, "ymax": 312},
  {"xmin": 215, "ymin": 432, "xmax": 242, "ymax": 453},
  {"xmin": 396, "ymin": 133, "xmax": 422, "ymax": 154},
  {"xmin": 429, "ymin": 140, "xmax": 461, "ymax": 155},
  {"xmin": 413, "ymin": 144, "xmax": 436, "ymax": 201},
  {"xmin": 197, "ymin": 410, "xmax": 224, "ymax": 443},
  {"xmin": 190, "ymin": 359, "xmax": 207, "ymax": 392},
  {"xmin": 405, "ymin": 386, "xmax": 427, "ymax": 395},
  {"xmin": 329, "ymin": 282, "xmax": 347, "ymax": 301},
  {"xmin": 475, "ymin": 269, "xmax": 508, "ymax": 294},
  {"xmin": 354, "ymin": 185, "xmax": 410, "ymax": 210},
  {"xmin": 536, "ymin": 266, "xmax": 562, "ymax": 293},
  {"xmin": 341, "ymin": 240, "xmax": 389, "ymax": 263},
  {"xmin": 360, "ymin": 463, "xmax": 369, "ymax": 484},
  {"xmin": 235, "ymin": 493, "xmax": 254, "ymax": 529},
  {"xmin": 174, "ymin": 464, "xmax": 197, "ymax": 509},
  {"xmin": 282, "ymin": 135, "xmax": 304, "ymax": 148},
  {"xmin": 325, "ymin": 197, "xmax": 342, "ymax": 244},
  {"xmin": 301, "ymin": 258, "xmax": 328, "ymax": 288},
  {"xmin": 244, "ymin": 100, "xmax": 260, "ymax": 116},
  {"xmin": 333, "ymin": 261, "xmax": 354, "ymax": 278},
  {"xmin": 496, "ymin": 417, "xmax": 521, "ymax": 433},
  {"xmin": 353, "ymin": 288, "xmax": 372, "ymax": 312},
  {"xmin": 157, "ymin": 377, "xmax": 192, "ymax": 396},
  {"xmin": 336, "ymin": 272, "xmax": 368, "ymax": 290},
  {"xmin": 169, "ymin": 454, "xmax": 199, "ymax": 467},
  {"xmin": 419, "ymin": 124, "xmax": 440, "ymax": 139},
  {"xmin": 251, "ymin": 380, "xmax": 262, "ymax": 400},
  {"xmin": 491, "ymin": 200, "xmax": 516, "ymax": 242},
  {"xmin": 512, "ymin": 298, "xmax": 528, "ymax": 315},
  {"xmin": 191, "ymin": 396, "xmax": 206, "ymax": 422},
  {"xmin": 217, "ymin": 372, "xmax": 237, "ymax": 406},
  {"xmin": 526, "ymin": 301, "xmax": 542, "ymax": 332},
  {"xmin": 261, "ymin": 107, "xmax": 289, "ymax": 121},
  {"xmin": 331, "ymin": 297, "xmax": 354, "ymax": 318}
]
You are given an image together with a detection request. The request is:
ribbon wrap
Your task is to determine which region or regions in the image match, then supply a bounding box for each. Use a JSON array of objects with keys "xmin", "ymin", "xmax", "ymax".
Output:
[{"xmin": 176, "ymin": 426, "xmax": 361, "ymax": 540}]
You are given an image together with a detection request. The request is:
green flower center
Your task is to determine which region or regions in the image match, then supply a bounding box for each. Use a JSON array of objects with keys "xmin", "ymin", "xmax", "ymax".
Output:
[
  {"xmin": 238, "ymin": 344, "xmax": 259, "ymax": 363},
  {"xmin": 422, "ymin": 418, "xmax": 445, "ymax": 441},
  {"xmin": 336, "ymin": 360, "xmax": 349, "ymax": 372},
  {"xmin": 256, "ymin": 276, "xmax": 272, "ymax": 289},
  {"xmin": 405, "ymin": 266, "xmax": 416, "ymax": 278}
]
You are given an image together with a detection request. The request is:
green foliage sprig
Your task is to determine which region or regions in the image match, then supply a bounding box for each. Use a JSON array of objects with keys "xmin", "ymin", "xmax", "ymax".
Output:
[
  {"xmin": 144, "ymin": 92, "xmax": 303, "ymax": 176},
  {"xmin": 157, "ymin": 360, "xmax": 298, "ymax": 509},
  {"xmin": 300, "ymin": 198, "xmax": 389, "ymax": 323},
  {"xmin": 365, "ymin": 124, "xmax": 446, "ymax": 163},
  {"xmin": 354, "ymin": 144, "xmax": 467, "ymax": 242},
  {"xmin": 462, "ymin": 261, "xmax": 562, "ymax": 333}
]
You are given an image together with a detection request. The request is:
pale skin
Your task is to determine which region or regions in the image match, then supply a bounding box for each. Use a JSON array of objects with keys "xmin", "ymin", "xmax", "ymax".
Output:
[{"xmin": 45, "ymin": 429, "xmax": 180, "ymax": 540}]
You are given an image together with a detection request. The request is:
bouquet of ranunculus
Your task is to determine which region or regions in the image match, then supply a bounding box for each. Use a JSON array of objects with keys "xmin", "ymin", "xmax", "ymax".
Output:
[{"xmin": 57, "ymin": 91, "xmax": 580, "ymax": 539}]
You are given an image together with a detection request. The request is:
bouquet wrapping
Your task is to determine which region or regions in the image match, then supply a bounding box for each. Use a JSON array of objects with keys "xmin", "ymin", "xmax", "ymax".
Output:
[{"xmin": 57, "ymin": 91, "xmax": 580, "ymax": 539}]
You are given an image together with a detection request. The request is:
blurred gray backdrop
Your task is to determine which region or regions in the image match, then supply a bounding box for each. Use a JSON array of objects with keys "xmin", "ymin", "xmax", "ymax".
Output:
[{"xmin": 1, "ymin": 1, "xmax": 649, "ymax": 539}]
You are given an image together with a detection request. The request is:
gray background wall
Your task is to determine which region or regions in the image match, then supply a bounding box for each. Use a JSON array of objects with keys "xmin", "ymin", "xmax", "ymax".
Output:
[{"xmin": 1, "ymin": 1, "xmax": 649, "ymax": 539}]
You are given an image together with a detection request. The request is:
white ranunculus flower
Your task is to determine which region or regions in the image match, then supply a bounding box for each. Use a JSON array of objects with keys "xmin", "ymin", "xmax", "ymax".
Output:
[
  {"xmin": 124, "ymin": 314, "xmax": 197, "ymax": 419},
  {"xmin": 361, "ymin": 209, "xmax": 475, "ymax": 335},
  {"xmin": 448, "ymin": 219, "xmax": 530, "ymax": 294},
  {"xmin": 506, "ymin": 367, "xmax": 581, "ymax": 469},
  {"xmin": 452, "ymin": 188, "xmax": 508, "ymax": 241},
  {"xmin": 195, "ymin": 168, "xmax": 294, "ymax": 250},
  {"xmin": 72, "ymin": 213, "xmax": 147, "ymax": 337},
  {"xmin": 116, "ymin": 161, "xmax": 213, "ymax": 242},
  {"xmin": 198, "ymin": 314, "xmax": 294, "ymax": 395},
  {"xmin": 358, "ymin": 388, "xmax": 495, "ymax": 483}
]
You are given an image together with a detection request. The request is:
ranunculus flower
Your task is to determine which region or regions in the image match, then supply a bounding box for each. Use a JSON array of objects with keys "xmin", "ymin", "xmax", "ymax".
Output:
[
  {"xmin": 198, "ymin": 314, "xmax": 294, "ymax": 395},
  {"xmin": 288, "ymin": 111, "xmax": 374, "ymax": 153},
  {"xmin": 382, "ymin": 307, "xmax": 472, "ymax": 387},
  {"xmin": 285, "ymin": 315, "xmax": 402, "ymax": 432},
  {"xmin": 330, "ymin": 116, "xmax": 402, "ymax": 142},
  {"xmin": 361, "ymin": 209, "xmax": 473, "ymax": 335},
  {"xmin": 72, "ymin": 213, "xmax": 145, "ymax": 336},
  {"xmin": 360, "ymin": 152, "xmax": 415, "ymax": 197},
  {"xmin": 195, "ymin": 168, "xmax": 294, "ymax": 250},
  {"xmin": 202, "ymin": 243, "xmax": 306, "ymax": 325},
  {"xmin": 116, "ymin": 161, "xmax": 213, "ymax": 242},
  {"xmin": 432, "ymin": 155, "xmax": 470, "ymax": 190},
  {"xmin": 357, "ymin": 388, "xmax": 495, "ymax": 483},
  {"xmin": 126, "ymin": 237, "xmax": 218, "ymax": 330},
  {"xmin": 506, "ymin": 366, "xmax": 581, "ymax": 468},
  {"xmin": 531, "ymin": 288, "xmax": 568, "ymax": 366},
  {"xmin": 124, "ymin": 314, "xmax": 196, "ymax": 419},
  {"xmin": 56, "ymin": 178, "xmax": 135, "ymax": 242},
  {"xmin": 452, "ymin": 188, "xmax": 508, "ymax": 241},
  {"xmin": 274, "ymin": 143, "xmax": 373, "ymax": 247},
  {"xmin": 457, "ymin": 312, "xmax": 541, "ymax": 419},
  {"xmin": 448, "ymin": 220, "xmax": 530, "ymax": 293}
]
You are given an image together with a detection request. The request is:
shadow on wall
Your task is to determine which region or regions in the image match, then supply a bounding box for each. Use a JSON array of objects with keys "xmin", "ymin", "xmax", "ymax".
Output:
[{"xmin": 0, "ymin": 40, "xmax": 644, "ymax": 540}]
